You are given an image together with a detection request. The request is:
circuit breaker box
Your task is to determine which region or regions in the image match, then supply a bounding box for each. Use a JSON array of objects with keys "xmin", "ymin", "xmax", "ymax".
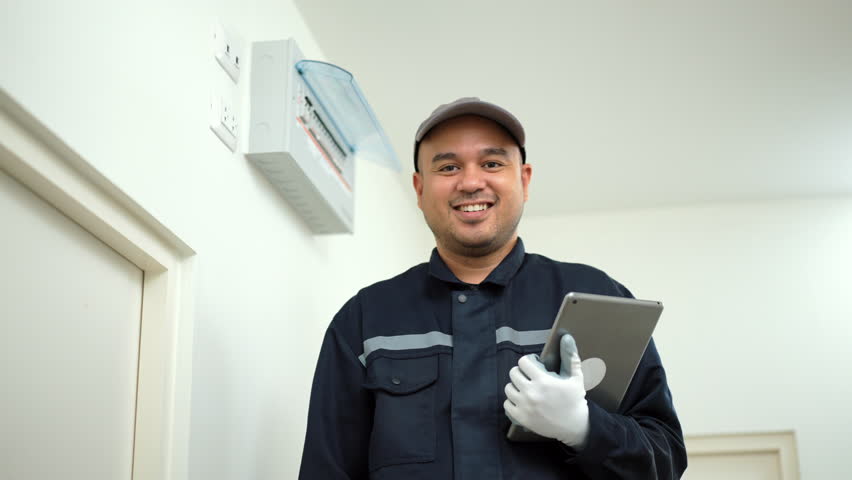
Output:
[{"xmin": 246, "ymin": 39, "xmax": 357, "ymax": 234}]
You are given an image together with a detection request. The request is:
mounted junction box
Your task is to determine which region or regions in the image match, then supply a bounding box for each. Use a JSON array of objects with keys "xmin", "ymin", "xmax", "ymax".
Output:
[{"xmin": 247, "ymin": 39, "xmax": 400, "ymax": 234}]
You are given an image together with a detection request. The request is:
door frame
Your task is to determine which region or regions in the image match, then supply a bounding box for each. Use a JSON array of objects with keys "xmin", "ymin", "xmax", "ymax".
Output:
[
  {"xmin": 685, "ymin": 430, "xmax": 800, "ymax": 480},
  {"xmin": 0, "ymin": 88, "xmax": 195, "ymax": 480}
]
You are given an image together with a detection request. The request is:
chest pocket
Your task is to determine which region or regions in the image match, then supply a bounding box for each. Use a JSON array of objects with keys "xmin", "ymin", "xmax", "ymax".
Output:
[{"xmin": 363, "ymin": 354, "xmax": 438, "ymax": 472}]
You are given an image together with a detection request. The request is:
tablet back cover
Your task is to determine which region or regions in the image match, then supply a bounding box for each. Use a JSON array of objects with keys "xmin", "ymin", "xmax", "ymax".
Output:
[{"xmin": 542, "ymin": 292, "xmax": 663, "ymax": 412}]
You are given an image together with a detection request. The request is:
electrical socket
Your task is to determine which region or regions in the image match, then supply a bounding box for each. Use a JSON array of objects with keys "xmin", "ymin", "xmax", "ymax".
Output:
[
  {"xmin": 212, "ymin": 23, "xmax": 242, "ymax": 83},
  {"xmin": 210, "ymin": 92, "xmax": 237, "ymax": 151}
]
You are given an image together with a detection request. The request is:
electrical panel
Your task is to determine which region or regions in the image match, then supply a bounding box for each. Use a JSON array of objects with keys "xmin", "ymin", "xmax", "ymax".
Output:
[{"xmin": 246, "ymin": 39, "xmax": 356, "ymax": 234}]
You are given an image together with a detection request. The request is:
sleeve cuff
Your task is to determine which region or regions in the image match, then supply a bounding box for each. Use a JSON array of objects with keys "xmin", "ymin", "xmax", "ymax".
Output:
[{"xmin": 559, "ymin": 401, "xmax": 618, "ymax": 466}]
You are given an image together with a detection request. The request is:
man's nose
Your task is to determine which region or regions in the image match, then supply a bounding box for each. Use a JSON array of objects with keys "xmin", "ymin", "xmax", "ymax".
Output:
[{"xmin": 457, "ymin": 166, "xmax": 486, "ymax": 192}]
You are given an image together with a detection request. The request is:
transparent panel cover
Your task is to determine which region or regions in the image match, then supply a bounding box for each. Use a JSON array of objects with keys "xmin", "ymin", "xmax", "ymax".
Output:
[{"xmin": 296, "ymin": 60, "xmax": 400, "ymax": 171}]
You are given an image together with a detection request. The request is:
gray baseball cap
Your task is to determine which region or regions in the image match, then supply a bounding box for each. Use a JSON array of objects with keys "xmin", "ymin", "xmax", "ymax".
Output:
[{"xmin": 413, "ymin": 97, "xmax": 526, "ymax": 172}]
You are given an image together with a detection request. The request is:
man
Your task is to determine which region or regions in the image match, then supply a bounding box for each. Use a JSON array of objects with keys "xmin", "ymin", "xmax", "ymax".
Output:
[{"xmin": 299, "ymin": 98, "xmax": 687, "ymax": 479}]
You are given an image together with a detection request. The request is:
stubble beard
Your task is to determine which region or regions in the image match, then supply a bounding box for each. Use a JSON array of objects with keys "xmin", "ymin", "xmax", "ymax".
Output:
[{"xmin": 424, "ymin": 204, "xmax": 524, "ymax": 258}]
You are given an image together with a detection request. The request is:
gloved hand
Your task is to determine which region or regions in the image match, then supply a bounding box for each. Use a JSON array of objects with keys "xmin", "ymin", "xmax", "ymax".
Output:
[{"xmin": 504, "ymin": 334, "xmax": 590, "ymax": 449}]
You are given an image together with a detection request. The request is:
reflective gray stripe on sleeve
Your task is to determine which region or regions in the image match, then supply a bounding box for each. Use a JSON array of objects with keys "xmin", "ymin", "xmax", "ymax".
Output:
[
  {"xmin": 495, "ymin": 326, "xmax": 550, "ymax": 346},
  {"xmin": 359, "ymin": 331, "xmax": 453, "ymax": 366}
]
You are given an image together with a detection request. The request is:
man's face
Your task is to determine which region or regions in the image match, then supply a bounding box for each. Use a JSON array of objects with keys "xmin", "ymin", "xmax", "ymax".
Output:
[{"xmin": 413, "ymin": 115, "xmax": 532, "ymax": 258}]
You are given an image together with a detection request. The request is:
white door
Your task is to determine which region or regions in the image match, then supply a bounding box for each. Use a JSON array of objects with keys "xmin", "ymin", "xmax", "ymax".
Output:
[
  {"xmin": 684, "ymin": 431, "xmax": 799, "ymax": 480},
  {"xmin": 685, "ymin": 451, "xmax": 782, "ymax": 480},
  {"xmin": 0, "ymin": 168, "xmax": 144, "ymax": 480}
]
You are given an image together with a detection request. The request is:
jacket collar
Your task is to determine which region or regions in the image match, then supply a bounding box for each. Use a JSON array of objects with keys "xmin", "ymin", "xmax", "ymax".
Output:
[{"xmin": 428, "ymin": 237, "xmax": 526, "ymax": 287}]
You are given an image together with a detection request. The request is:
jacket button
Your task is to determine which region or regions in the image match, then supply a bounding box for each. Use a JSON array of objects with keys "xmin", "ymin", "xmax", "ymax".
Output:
[
  {"xmin": 391, "ymin": 377, "xmax": 401, "ymax": 385},
  {"xmin": 458, "ymin": 294, "xmax": 468, "ymax": 303}
]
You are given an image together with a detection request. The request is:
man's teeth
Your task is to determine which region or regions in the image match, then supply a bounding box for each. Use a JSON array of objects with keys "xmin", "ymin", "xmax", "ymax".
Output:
[{"xmin": 460, "ymin": 204, "xmax": 489, "ymax": 212}]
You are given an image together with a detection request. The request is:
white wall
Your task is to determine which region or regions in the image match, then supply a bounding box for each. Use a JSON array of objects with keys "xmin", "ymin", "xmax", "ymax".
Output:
[
  {"xmin": 1, "ymin": 1, "xmax": 432, "ymax": 478},
  {"xmin": 521, "ymin": 196, "xmax": 852, "ymax": 479}
]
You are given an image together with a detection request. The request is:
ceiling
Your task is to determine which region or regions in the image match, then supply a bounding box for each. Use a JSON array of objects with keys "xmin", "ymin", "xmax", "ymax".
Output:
[{"xmin": 294, "ymin": 0, "xmax": 852, "ymax": 216}]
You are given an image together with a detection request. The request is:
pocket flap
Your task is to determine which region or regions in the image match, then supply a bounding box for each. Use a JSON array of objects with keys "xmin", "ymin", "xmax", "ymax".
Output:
[{"xmin": 363, "ymin": 355, "xmax": 438, "ymax": 395}]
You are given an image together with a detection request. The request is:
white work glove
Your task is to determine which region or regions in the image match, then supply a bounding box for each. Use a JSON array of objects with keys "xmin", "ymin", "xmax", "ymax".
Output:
[{"xmin": 504, "ymin": 334, "xmax": 590, "ymax": 449}]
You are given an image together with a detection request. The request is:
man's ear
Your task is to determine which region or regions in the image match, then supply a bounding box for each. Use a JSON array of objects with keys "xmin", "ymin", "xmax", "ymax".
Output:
[
  {"xmin": 521, "ymin": 163, "xmax": 532, "ymax": 202},
  {"xmin": 413, "ymin": 172, "xmax": 424, "ymax": 209}
]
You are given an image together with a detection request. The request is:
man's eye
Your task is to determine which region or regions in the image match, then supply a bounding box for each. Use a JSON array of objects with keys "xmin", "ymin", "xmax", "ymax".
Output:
[
  {"xmin": 484, "ymin": 161, "xmax": 502, "ymax": 169},
  {"xmin": 439, "ymin": 165, "xmax": 460, "ymax": 172}
]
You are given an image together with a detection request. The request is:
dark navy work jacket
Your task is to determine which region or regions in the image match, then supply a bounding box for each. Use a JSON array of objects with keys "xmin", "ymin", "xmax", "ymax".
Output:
[{"xmin": 299, "ymin": 239, "xmax": 687, "ymax": 479}]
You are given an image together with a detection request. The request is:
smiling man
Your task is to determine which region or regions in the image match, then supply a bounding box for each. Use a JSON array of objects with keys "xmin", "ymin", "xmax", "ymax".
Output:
[
  {"xmin": 299, "ymin": 98, "xmax": 687, "ymax": 479},
  {"xmin": 413, "ymin": 113, "xmax": 530, "ymax": 283}
]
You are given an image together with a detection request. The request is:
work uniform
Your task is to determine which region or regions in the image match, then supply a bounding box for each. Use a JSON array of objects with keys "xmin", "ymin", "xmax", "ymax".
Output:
[{"xmin": 299, "ymin": 239, "xmax": 687, "ymax": 479}]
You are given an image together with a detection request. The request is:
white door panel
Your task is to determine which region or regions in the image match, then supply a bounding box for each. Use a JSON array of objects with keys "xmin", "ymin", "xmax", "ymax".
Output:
[
  {"xmin": 684, "ymin": 431, "xmax": 799, "ymax": 480},
  {"xmin": 0, "ymin": 168, "xmax": 143, "ymax": 480},
  {"xmin": 685, "ymin": 451, "xmax": 782, "ymax": 480}
]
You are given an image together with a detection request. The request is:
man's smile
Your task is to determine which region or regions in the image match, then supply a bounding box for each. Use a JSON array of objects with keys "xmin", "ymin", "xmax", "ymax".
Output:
[
  {"xmin": 452, "ymin": 200, "xmax": 496, "ymax": 222},
  {"xmin": 453, "ymin": 202, "xmax": 494, "ymax": 223},
  {"xmin": 457, "ymin": 203, "xmax": 490, "ymax": 212}
]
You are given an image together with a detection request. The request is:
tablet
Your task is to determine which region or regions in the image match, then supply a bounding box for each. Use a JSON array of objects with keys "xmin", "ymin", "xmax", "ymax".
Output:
[{"xmin": 506, "ymin": 292, "xmax": 663, "ymax": 442}]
